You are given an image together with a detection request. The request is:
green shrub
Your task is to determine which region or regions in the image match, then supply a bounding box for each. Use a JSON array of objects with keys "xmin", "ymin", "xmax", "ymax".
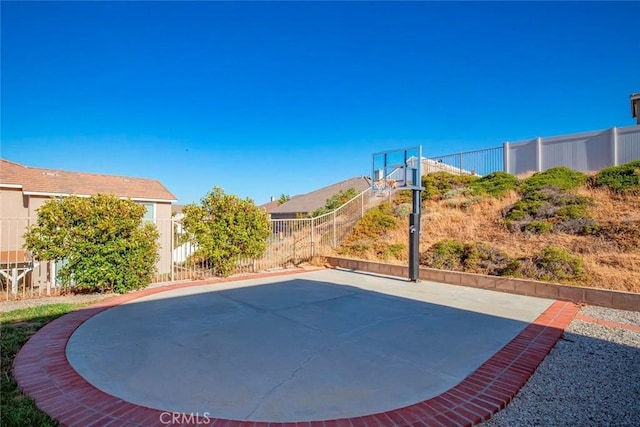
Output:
[
  {"xmin": 422, "ymin": 172, "xmax": 478, "ymax": 201},
  {"xmin": 470, "ymin": 171, "xmax": 519, "ymax": 197},
  {"xmin": 524, "ymin": 247, "xmax": 584, "ymax": 283},
  {"xmin": 277, "ymin": 194, "xmax": 291, "ymax": 205},
  {"xmin": 420, "ymin": 239, "xmax": 466, "ymax": 270},
  {"xmin": 556, "ymin": 204, "xmax": 588, "ymax": 220},
  {"xmin": 394, "ymin": 202, "xmax": 412, "ymax": 218},
  {"xmin": 394, "ymin": 190, "xmax": 413, "ymax": 205},
  {"xmin": 310, "ymin": 187, "xmax": 359, "ymax": 217},
  {"xmin": 443, "ymin": 195, "xmax": 484, "ymax": 211},
  {"xmin": 504, "ymin": 186, "xmax": 594, "ymax": 235},
  {"xmin": 182, "ymin": 186, "xmax": 270, "ymax": 277},
  {"xmin": 439, "ymin": 186, "xmax": 482, "ymax": 210},
  {"xmin": 463, "ymin": 242, "xmax": 512, "ymax": 275},
  {"xmin": 520, "ymin": 167, "xmax": 588, "ymax": 193},
  {"xmin": 326, "ymin": 187, "xmax": 359, "ymax": 209},
  {"xmin": 421, "ymin": 241, "xmax": 586, "ymax": 285},
  {"xmin": 374, "ymin": 242, "xmax": 406, "ymax": 261},
  {"xmin": 421, "ymin": 240, "xmax": 512, "ymax": 275},
  {"xmin": 524, "ymin": 221, "xmax": 554, "ymax": 234},
  {"xmin": 442, "ymin": 187, "xmax": 475, "ymax": 199},
  {"xmin": 338, "ymin": 202, "xmax": 400, "ymax": 257},
  {"xmin": 24, "ymin": 194, "xmax": 159, "ymax": 293},
  {"xmin": 388, "ymin": 243, "xmax": 406, "ymax": 259},
  {"xmin": 554, "ymin": 218, "xmax": 599, "ymax": 235},
  {"xmin": 337, "ymin": 241, "xmax": 371, "ymax": 255},
  {"xmin": 593, "ymin": 160, "xmax": 640, "ymax": 193},
  {"xmin": 349, "ymin": 202, "xmax": 398, "ymax": 240}
]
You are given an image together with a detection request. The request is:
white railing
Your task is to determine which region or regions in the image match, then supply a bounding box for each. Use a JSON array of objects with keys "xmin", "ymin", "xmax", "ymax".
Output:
[{"xmin": 0, "ymin": 189, "xmax": 383, "ymax": 299}]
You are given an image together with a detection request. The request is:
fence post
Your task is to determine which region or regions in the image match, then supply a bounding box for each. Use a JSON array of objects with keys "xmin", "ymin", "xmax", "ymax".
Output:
[
  {"xmin": 45, "ymin": 261, "xmax": 51, "ymax": 296},
  {"xmin": 459, "ymin": 152, "xmax": 463, "ymax": 175},
  {"xmin": 11, "ymin": 267, "xmax": 18, "ymax": 296},
  {"xmin": 333, "ymin": 211, "xmax": 337, "ymax": 248},
  {"xmin": 310, "ymin": 217, "xmax": 315, "ymax": 257},
  {"xmin": 170, "ymin": 218, "xmax": 175, "ymax": 282},
  {"xmin": 610, "ymin": 127, "xmax": 618, "ymax": 166},
  {"xmin": 536, "ymin": 137, "xmax": 543, "ymax": 171},
  {"xmin": 503, "ymin": 142, "xmax": 510, "ymax": 173},
  {"xmin": 50, "ymin": 260, "xmax": 56, "ymax": 290}
]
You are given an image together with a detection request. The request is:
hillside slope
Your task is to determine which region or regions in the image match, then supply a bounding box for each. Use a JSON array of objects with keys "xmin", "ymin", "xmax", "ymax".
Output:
[{"xmin": 337, "ymin": 164, "xmax": 640, "ymax": 293}]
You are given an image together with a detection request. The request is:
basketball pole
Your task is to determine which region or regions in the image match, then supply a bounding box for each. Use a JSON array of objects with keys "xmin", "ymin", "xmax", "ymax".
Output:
[
  {"xmin": 409, "ymin": 188, "xmax": 421, "ymax": 282},
  {"xmin": 372, "ymin": 145, "xmax": 422, "ymax": 283}
]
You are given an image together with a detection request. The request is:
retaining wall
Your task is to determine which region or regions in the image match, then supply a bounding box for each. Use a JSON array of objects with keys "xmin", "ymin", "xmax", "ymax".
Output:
[{"xmin": 318, "ymin": 256, "xmax": 640, "ymax": 311}]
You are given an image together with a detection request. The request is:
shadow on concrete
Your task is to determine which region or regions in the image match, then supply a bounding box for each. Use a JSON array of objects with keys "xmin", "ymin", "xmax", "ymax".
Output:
[{"xmin": 64, "ymin": 275, "xmax": 547, "ymax": 421}]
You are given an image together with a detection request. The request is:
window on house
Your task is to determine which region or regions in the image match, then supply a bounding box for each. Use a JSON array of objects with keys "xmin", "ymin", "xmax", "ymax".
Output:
[{"xmin": 141, "ymin": 203, "xmax": 155, "ymax": 222}]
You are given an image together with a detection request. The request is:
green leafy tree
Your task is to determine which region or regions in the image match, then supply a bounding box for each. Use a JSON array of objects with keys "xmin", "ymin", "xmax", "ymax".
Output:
[
  {"xmin": 310, "ymin": 187, "xmax": 359, "ymax": 217},
  {"xmin": 24, "ymin": 194, "xmax": 159, "ymax": 293},
  {"xmin": 182, "ymin": 186, "xmax": 271, "ymax": 277},
  {"xmin": 277, "ymin": 194, "xmax": 291, "ymax": 205}
]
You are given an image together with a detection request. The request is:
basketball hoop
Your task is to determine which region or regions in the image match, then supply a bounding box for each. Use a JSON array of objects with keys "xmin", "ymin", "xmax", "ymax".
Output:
[
  {"xmin": 372, "ymin": 178, "xmax": 398, "ymax": 197},
  {"xmin": 371, "ymin": 146, "xmax": 424, "ymax": 282}
]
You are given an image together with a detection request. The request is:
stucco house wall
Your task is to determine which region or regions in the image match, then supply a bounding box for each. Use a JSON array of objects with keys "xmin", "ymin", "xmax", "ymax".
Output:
[{"xmin": 0, "ymin": 159, "xmax": 177, "ymax": 293}]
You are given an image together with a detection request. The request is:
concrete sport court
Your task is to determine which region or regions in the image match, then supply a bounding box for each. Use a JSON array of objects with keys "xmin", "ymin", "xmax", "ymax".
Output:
[{"xmin": 62, "ymin": 269, "xmax": 557, "ymax": 423}]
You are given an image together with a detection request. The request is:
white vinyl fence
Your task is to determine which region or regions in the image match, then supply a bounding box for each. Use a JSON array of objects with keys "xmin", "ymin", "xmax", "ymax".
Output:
[
  {"xmin": 427, "ymin": 125, "xmax": 640, "ymax": 178},
  {"xmin": 504, "ymin": 125, "xmax": 640, "ymax": 175}
]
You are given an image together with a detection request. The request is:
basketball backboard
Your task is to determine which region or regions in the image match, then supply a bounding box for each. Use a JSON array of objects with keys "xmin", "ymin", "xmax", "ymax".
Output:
[{"xmin": 371, "ymin": 146, "xmax": 423, "ymax": 194}]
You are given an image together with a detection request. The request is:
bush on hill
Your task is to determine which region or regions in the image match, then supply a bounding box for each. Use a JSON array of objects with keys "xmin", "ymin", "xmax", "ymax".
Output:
[
  {"xmin": 504, "ymin": 185, "xmax": 596, "ymax": 235},
  {"xmin": 420, "ymin": 240, "xmax": 512, "ymax": 275},
  {"xmin": 420, "ymin": 240, "xmax": 585, "ymax": 284},
  {"xmin": 337, "ymin": 202, "xmax": 405, "ymax": 260},
  {"xmin": 509, "ymin": 247, "xmax": 585, "ymax": 283},
  {"xmin": 422, "ymin": 172, "xmax": 478, "ymax": 201},
  {"xmin": 337, "ymin": 163, "xmax": 640, "ymax": 291},
  {"xmin": 520, "ymin": 167, "xmax": 588, "ymax": 193},
  {"xmin": 394, "ymin": 190, "xmax": 413, "ymax": 205},
  {"xmin": 470, "ymin": 171, "xmax": 519, "ymax": 198},
  {"xmin": 420, "ymin": 239, "xmax": 466, "ymax": 271},
  {"xmin": 592, "ymin": 160, "xmax": 640, "ymax": 194},
  {"xmin": 310, "ymin": 187, "xmax": 359, "ymax": 217}
]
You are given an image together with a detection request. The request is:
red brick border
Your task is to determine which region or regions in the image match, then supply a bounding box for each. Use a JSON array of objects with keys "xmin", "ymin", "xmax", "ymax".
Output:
[
  {"xmin": 14, "ymin": 271, "xmax": 578, "ymax": 427},
  {"xmin": 575, "ymin": 313, "xmax": 640, "ymax": 333}
]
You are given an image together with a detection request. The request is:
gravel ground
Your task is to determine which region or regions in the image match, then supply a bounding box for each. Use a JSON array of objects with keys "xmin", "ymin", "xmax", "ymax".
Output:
[
  {"xmin": 580, "ymin": 305, "xmax": 640, "ymax": 326},
  {"xmin": 483, "ymin": 306, "xmax": 640, "ymax": 427}
]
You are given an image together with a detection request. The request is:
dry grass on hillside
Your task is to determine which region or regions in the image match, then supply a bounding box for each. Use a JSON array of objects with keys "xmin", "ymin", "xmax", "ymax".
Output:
[{"xmin": 344, "ymin": 187, "xmax": 640, "ymax": 293}]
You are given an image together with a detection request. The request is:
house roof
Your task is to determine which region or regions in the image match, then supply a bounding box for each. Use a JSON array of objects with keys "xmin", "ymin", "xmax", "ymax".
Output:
[
  {"xmin": 270, "ymin": 176, "xmax": 371, "ymax": 214},
  {"xmin": 0, "ymin": 159, "xmax": 177, "ymax": 202},
  {"xmin": 258, "ymin": 200, "xmax": 279, "ymax": 213}
]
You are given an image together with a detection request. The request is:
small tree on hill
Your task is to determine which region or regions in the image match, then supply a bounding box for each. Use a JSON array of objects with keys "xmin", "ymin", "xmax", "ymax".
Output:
[
  {"xmin": 24, "ymin": 194, "xmax": 159, "ymax": 293},
  {"xmin": 182, "ymin": 186, "xmax": 271, "ymax": 277},
  {"xmin": 277, "ymin": 194, "xmax": 291, "ymax": 205},
  {"xmin": 310, "ymin": 187, "xmax": 359, "ymax": 217}
]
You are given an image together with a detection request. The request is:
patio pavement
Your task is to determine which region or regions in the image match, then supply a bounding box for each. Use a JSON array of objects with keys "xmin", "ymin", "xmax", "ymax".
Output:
[{"xmin": 63, "ymin": 269, "xmax": 557, "ymax": 422}]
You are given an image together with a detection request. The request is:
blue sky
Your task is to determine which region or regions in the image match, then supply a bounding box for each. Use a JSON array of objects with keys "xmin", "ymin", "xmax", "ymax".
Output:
[{"xmin": 2, "ymin": 1, "xmax": 639, "ymax": 205}]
